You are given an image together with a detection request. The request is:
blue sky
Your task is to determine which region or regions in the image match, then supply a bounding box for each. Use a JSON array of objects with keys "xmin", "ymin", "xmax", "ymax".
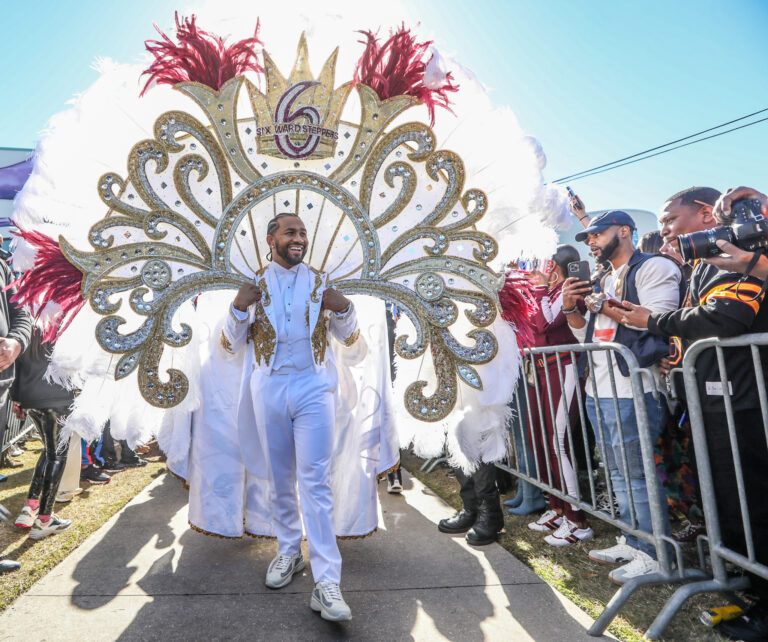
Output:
[{"xmin": 2, "ymin": 0, "xmax": 767, "ymax": 216}]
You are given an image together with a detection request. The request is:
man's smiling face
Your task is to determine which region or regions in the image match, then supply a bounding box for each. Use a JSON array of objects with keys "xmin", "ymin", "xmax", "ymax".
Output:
[{"xmin": 268, "ymin": 215, "xmax": 308, "ymax": 267}]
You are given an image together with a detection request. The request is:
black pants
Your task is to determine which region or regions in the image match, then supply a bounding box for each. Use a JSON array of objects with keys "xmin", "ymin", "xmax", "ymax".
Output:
[
  {"xmin": 456, "ymin": 462, "xmax": 500, "ymax": 512},
  {"xmin": 100, "ymin": 423, "xmax": 140, "ymax": 464},
  {"xmin": 703, "ymin": 409, "xmax": 768, "ymax": 601},
  {"xmin": 27, "ymin": 408, "xmax": 70, "ymax": 516}
]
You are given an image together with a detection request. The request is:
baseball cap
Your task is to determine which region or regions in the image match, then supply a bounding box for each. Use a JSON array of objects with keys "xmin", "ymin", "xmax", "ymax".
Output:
[{"xmin": 574, "ymin": 210, "xmax": 636, "ymax": 242}]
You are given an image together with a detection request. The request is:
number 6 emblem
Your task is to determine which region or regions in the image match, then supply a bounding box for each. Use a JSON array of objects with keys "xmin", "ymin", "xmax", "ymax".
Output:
[{"xmin": 274, "ymin": 80, "xmax": 321, "ymax": 159}]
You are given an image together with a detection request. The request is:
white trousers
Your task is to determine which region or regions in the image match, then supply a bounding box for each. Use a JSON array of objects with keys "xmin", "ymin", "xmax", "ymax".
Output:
[
  {"xmin": 250, "ymin": 368, "xmax": 341, "ymax": 584},
  {"xmin": 553, "ymin": 363, "xmax": 581, "ymax": 512}
]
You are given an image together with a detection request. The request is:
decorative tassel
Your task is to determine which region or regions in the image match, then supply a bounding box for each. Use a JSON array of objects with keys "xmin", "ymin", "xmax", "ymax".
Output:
[
  {"xmin": 8, "ymin": 229, "xmax": 86, "ymax": 343},
  {"xmin": 141, "ymin": 13, "xmax": 263, "ymax": 95},
  {"xmin": 353, "ymin": 25, "xmax": 458, "ymax": 125},
  {"xmin": 499, "ymin": 274, "xmax": 538, "ymax": 349}
]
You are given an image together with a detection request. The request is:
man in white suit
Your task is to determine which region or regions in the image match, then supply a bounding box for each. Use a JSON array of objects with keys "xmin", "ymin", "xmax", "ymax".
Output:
[{"xmin": 223, "ymin": 213, "xmax": 359, "ymax": 621}]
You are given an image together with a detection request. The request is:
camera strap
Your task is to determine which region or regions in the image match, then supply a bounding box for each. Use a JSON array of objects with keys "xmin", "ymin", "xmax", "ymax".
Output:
[{"xmin": 735, "ymin": 248, "xmax": 768, "ymax": 303}]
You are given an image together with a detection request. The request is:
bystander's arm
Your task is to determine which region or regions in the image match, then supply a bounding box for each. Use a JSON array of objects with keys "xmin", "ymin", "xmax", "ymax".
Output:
[
  {"xmin": 648, "ymin": 266, "xmax": 761, "ymax": 340},
  {"xmin": 569, "ymin": 192, "xmax": 590, "ymax": 229},
  {"xmin": 3, "ymin": 262, "xmax": 31, "ymax": 353}
]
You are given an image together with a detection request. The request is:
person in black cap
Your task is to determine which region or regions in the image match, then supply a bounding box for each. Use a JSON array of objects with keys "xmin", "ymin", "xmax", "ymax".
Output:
[{"xmin": 561, "ymin": 209, "xmax": 684, "ymax": 585}]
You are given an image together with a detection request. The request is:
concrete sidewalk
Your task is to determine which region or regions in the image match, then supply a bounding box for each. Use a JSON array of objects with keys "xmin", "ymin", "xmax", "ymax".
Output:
[{"xmin": 0, "ymin": 469, "xmax": 612, "ymax": 641}]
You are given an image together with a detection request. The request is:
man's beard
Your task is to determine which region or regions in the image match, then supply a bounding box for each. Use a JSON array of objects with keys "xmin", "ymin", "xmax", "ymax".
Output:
[
  {"xmin": 274, "ymin": 240, "xmax": 306, "ymax": 266},
  {"xmin": 596, "ymin": 234, "xmax": 621, "ymax": 265}
]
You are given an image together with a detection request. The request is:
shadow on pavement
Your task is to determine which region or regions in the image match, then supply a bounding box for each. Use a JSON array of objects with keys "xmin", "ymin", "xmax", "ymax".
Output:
[
  {"xmin": 68, "ymin": 472, "xmax": 599, "ymax": 641},
  {"xmin": 70, "ymin": 474, "xmax": 183, "ymax": 610}
]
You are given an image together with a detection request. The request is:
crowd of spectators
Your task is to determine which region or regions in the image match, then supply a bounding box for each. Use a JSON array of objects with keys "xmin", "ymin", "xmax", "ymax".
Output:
[{"xmin": 437, "ymin": 184, "xmax": 768, "ymax": 640}]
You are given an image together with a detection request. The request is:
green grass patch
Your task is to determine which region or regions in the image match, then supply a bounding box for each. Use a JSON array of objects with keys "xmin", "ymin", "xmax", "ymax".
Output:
[{"xmin": 0, "ymin": 440, "xmax": 165, "ymax": 613}]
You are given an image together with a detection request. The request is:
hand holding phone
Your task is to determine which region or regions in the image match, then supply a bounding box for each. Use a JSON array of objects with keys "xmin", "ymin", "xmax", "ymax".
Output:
[
  {"xmin": 604, "ymin": 298, "xmax": 630, "ymax": 311},
  {"xmin": 567, "ymin": 186, "xmax": 588, "ymax": 226},
  {"xmin": 567, "ymin": 260, "xmax": 591, "ymax": 284}
]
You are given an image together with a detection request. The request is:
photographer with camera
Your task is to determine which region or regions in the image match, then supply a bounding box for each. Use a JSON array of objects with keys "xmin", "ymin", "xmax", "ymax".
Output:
[
  {"xmin": 704, "ymin": 186, "xmax": 768, "ymax": 281},
  {"xmin": 561, "ymin": 210, "xmax": 683, "ymax": 585},
  {"xmin": 619, "ymin": 186, "xmax": 768, "ymax": 638}
]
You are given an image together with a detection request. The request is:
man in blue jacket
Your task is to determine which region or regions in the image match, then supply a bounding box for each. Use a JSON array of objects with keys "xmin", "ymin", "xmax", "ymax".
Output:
[{"xmin": 562, "ymin": 210, "xmax": 683, "ymax": 585}]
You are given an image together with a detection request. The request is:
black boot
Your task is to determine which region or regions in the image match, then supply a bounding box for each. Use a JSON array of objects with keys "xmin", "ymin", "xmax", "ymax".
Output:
[
  {"xmin": 466, "ymin": 497, "xmax": 504, "ymax": 546},
  {"xmin": 438, "ymin": 509, "xmax": 477, "ymax": 534},
  {"xmin": 438, "ymin": 466, "xmax": 480, "ymax": 534}
]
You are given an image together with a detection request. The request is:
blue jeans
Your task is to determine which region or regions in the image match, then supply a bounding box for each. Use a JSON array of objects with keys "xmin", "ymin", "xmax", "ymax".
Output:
[
  {"xmin": 511, "ymin": 376, "xmax": 537, "ymax": 477},
  {"xmin": 586, "ymin": 393, "xmax": 671, "ymax": 558}
]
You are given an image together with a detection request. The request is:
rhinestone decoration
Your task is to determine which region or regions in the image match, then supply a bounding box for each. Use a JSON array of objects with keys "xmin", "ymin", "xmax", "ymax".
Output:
[{"xmin": 61, "ymin": 62, "xmax": 502, "ymax": 420}]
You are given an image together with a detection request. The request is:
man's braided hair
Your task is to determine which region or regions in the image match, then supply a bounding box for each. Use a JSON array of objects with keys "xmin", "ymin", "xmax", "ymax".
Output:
[{"xmin": 266, "ymin": 212, "xmax": 300, "ymax": 262}]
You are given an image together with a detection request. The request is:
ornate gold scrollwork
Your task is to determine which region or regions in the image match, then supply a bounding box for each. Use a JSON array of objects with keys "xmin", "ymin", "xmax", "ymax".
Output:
[{"xmin": 66, "ymin": 51, "xmax": 503, "ymax": 419}]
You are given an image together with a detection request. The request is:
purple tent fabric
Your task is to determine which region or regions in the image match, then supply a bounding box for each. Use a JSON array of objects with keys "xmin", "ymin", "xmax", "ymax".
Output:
[{"xmin": 0, "ymin": 158, "xmax": 33, "ymax": 200}]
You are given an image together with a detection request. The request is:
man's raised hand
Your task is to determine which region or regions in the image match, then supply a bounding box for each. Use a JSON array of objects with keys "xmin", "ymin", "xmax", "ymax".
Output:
[
  {"xmin": 233, "ymin": 283, "xmax": 262, "ymax": 311},
  {"xmin": 713, "ymin": 186, "xmax": 768, "ymax": 223},
  {"xmin": 321, "ymin": 288, "xmax": 351, "ymax": 313}
]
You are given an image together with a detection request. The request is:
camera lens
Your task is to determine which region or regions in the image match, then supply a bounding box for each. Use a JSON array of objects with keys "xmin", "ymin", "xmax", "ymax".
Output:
[{"xmin": 677, "ymin": 227, "xmax": 734, "ymax": 262}]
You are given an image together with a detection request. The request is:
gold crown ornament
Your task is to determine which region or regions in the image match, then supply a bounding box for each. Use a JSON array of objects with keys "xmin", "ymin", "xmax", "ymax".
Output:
[{"xmin": 249, "ymin": 34, "xmax": 352, "ymax": 160}]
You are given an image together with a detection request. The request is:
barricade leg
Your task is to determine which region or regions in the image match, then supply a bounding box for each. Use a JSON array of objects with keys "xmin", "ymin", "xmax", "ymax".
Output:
[
  {"xmin": 644, "ymin": 576, "xmax": 750, "ymax": 640},
  {"xmin": 588, "ymin": 566, "xmax": 710, "ymax": 638},
  {"xmin": 588, "ymin": 573, "xmax": 671, "ymax": 636}
]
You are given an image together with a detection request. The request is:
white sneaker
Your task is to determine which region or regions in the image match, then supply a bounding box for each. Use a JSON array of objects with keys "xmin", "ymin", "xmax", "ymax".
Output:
[
  {"xmin": 528, "ymin": 509, "xmax": 563, "ymax": 532},
  {"xmin": 588, "ymin": 535, "xmax": 638, "ymax": 564},
  {"xmin": 544, "ymin": 518, "xmax": 594, "ymax": 547},
  {"xmin": 28, "ymin": 515, "xmax": 72, "ymax": 541},
  {"xmin": 55, "ymin": 488, "xmax": 83, "ymax": 503},
  {"xmin": 608, "ymin": 551, "xmax": 660, "ymax": 585},
  {"xmin": 14, "ymin": 505, "xmax": 38, "ymax": 528},
  {"xmin": 265, "ymin": 553, "xmax": 305, "ymax": 589},
  {"xmin": 9, "ymin": 445, "xmax": 23, "ymax": 457},
  {"xmin": 311, "ymin": 581, "xmax": 351, "ymax": 621}
]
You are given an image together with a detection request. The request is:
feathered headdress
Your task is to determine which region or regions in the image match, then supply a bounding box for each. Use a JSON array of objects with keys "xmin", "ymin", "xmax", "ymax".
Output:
[
  {"xmin": 499, "ymin": 273, "xmax": 538, "ymax": 349},
  {"xmin": 353, "ymin": 25, "xmax": 458, "ymax": 125},
  {"xmin": 8, "ymin": 230, "xmax": 85, "ymax": 343},
  {"xmin": 141, "ymin": 13, "xmax": 263, "ymax": 94}
]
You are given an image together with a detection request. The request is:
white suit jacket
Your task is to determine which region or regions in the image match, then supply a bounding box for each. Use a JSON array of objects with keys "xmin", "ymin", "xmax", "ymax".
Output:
[{"xmin": 220, "ymin": 262, "xmax": 359, "ymax": 375}]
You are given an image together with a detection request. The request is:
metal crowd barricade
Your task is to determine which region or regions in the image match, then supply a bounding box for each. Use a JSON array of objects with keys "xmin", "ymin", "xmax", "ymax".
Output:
[
  {"xmin": 496, "ymin": 341, "xmax": 707, "ymax": 639},
  {"xmin": 642, "ymin": 332, "xmax": 768, "ymax": 639},
  {"xmin": 1, "ymin": 400, "xmax": 34, "ymax": 453}
]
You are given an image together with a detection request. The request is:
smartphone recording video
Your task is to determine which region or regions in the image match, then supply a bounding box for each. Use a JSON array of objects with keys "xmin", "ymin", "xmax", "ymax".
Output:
[{"xmin": 567, "ymin": 260, "xmax": 591, "ymax": 285}]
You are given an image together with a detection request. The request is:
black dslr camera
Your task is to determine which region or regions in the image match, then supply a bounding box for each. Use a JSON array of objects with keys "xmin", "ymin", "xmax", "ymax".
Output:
[{"xmin": 677, "ymin": 198, "xmax": 768, "ymax": 263}]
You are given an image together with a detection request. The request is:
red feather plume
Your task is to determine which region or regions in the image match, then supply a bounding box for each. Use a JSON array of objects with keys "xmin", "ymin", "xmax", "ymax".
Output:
[
  {"xmin": 499, "ymin": 274, "xmax": 539, "ymax": 349},
  {"xmin": 353, "ymin": 25, "xmax": 459, "ymax": 125},
  {"xmin": 8, "ymin": 230, "xmax": 86, "ymax": 344},
  {"xmin": 141, "ymin": 13, "xmax": 264, "ymax": 95}
]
